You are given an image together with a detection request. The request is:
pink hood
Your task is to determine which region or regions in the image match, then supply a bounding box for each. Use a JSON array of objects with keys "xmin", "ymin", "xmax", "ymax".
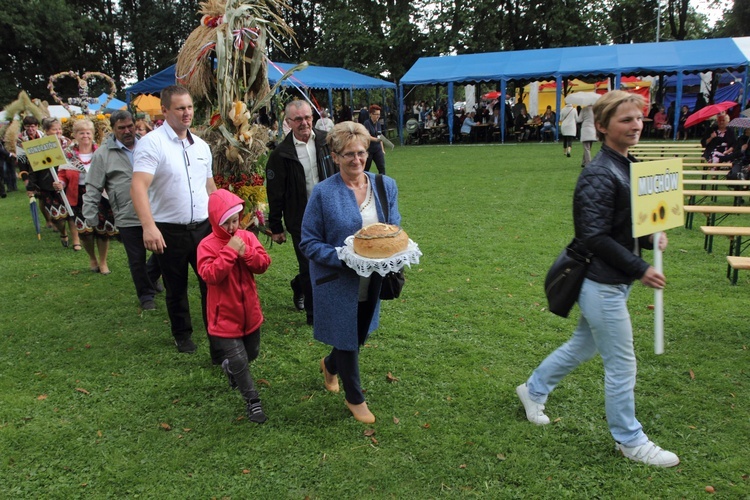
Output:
[{"xmin": 208, "ymin": 189, "xmax": 245, "ymax": 241}]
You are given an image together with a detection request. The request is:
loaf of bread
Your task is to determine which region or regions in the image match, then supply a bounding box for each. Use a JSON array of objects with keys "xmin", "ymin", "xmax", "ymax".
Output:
[{"xmin": 352, "ymin": 223, "xmax": 409, "ymax": 258}]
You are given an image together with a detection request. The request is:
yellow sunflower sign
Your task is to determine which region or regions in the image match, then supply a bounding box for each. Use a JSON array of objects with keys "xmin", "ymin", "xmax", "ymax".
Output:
[
  {"xmin": 630, "ymin": 158, "xmax": 683, "ymax": 238},
  {"xmin": 22, "ymin": 135, "xmax": 67, "ymax": 171}
]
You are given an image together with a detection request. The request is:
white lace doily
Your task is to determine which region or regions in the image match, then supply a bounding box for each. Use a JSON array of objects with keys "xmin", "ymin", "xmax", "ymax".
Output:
[{"xmin": 336, "ymin": 236, "xmax": 422, "ymax": 277}]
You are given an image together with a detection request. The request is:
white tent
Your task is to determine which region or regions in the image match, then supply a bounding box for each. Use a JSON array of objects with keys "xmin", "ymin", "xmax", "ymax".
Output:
[{"xmin": 47, "ymin": 105, "xmax": 82, "ymax": 118}]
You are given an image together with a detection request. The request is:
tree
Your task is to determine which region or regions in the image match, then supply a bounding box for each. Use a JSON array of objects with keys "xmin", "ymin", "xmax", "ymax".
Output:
[
  {"xmin": 715, "ymin": 0, "xmax": 750, "ymax": 37},
  {"xmin": 665, "ymin": 0, "xmax": 689, "ymax": 39},
  {"xmin": 422, "ymin": 0, "xmax": 607, "ymax": 55},
  {"xmin": 0, "ymin": 0, "xmax": 92, "ymax": 104},
  {"xmin": 118, "ymin": 0, "xmax": 202, "ymax": 81},
  {"xmin": 292, "ymin": 0, "xmax": 427, "ymax": 82},
  {"xmin": 0, "ymin": 0, "xmax": 200, "ymax": 107}
]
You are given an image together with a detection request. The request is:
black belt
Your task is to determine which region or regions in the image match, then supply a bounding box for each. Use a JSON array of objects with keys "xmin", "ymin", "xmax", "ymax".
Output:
[{"xmin": 157, "ymin": 220, "xmax": 209, "ymax": 231}]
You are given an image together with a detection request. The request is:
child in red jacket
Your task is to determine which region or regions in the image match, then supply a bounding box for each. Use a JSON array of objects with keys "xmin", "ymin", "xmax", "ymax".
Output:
[{"xmin": 198, "ymin": 189, "xmax": 271, "ymax": 423}]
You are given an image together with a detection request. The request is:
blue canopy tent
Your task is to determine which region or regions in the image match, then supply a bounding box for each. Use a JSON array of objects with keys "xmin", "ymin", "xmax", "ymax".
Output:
[
  {"xmin": 124, "ymin": 65, "xmax": 178, "ymax": 99},
  {"xmin": 265, "ymin": 62, "xmax": 396, "ymax": 119},
  {"xmin": 88, "ymin": 92, "xmax": 127, "ymax": 113},
  {"xmin": 125, "ymin": 63, "xmax": 395, "ymax": 122},
  {"xmin": 662, "ymin": 72, "xmax": 744, "ymax": 112},
  {"xmin": 399, "ymin": 37, "xmax": 750, "ymax": 143}
]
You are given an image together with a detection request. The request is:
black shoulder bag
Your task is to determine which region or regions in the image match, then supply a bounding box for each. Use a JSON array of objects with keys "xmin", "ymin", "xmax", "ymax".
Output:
[
  {"xmin": 544, "ymin": 238, "xmax": 592, "ymax": 318},
  {"xmin": 375, "ymin": 175, "xmax": 405, "ymax": 300}
]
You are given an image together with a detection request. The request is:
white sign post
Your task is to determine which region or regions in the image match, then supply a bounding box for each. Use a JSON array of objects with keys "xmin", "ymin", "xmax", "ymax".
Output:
[
  {"xmin": 653, "ymin": 231, "xmax": 664, "ymax": 354},
  {"xmin": 630, "ymin": 159, "xmax": 683, "ymax": 355}
]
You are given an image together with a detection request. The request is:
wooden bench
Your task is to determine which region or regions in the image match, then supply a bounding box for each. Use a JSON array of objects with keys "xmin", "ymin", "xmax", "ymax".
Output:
[
  {"xmin": 684, "ymin": 205, "xmax": 750, "ymax": 235},
  {"xmin": 631, "ymin": 144, "xmax": 702, "ymax": 152},
  {"xmin": 681, "ymin": 170, "xmax": 729, "ymax": 177},
  {"xmin": 683, "ymin": 189, "xmax": 745, "ymax": 198},
  {"xmin": 631, "ymin": 142, "xmax": 702, "ymax": 146},
  {"xmin": 726, "ymin": 256, "xmax": 750, "ymax": 285},
  {"xmin": 635, "ymin": 155, "xmax": 704, "ymax": 161},
  {"xmin": 683, "ymin": 177, "xmax": 748, "ymax": 199},
  {"xmin": 685, "ymin": 205, "xmax": 750, "ymax": 214},
  {"xmin": 700, "ymin": 224, "xmax": 750, "ymax": 255},
  {"xmin": 683, "ymin": 190, "xmax": 748, "ymax": 227},
  {"xmin": 632, "ymin": 148, "xmax": 703, "ymax": 153},
  {"xmin": 683, "ymin": 162, "xmax": 731, "ymax": 170},
  {"xmin": 683, "ymin": 179, "xmax": 750, "ymax": 187}
]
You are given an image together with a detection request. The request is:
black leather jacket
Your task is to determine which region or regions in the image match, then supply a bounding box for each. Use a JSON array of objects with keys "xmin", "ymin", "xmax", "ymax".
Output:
[
  {"xmin": 265, "ymin": 130, "xmax": 337, "ymax": 237},
  {"xmin": 574, "ymin": 144, "xmax": 652, "ymax": 285}
]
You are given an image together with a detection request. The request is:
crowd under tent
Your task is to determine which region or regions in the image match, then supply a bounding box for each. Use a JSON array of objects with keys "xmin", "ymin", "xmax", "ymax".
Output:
[
  {"xmin": 520, "ymin": 77, "xmax": 651, "ymax": 117},
  {"xmin": 398, "ymin": 37, "xmax": 750, "ymax": 143},
  {"xmin": 662, "ymin": 72, "xmax": 744, "ymax": 112},
  {"xmin": 125, "ymin": 63, "xmax": 396, "ymax": 120}
]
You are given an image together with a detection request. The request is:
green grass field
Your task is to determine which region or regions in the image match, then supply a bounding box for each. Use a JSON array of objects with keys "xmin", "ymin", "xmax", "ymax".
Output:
[{"xmin": 1, "ymin": 141, "xmax": 748, "ymax": 498}]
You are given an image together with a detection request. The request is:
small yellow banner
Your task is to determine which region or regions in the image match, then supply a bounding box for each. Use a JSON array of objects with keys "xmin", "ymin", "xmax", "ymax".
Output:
[
  {"xmin": 630, "ymin": 158, "xmax": 683, "ymax": 238},
  {"xmin": 22, "ymin": 135, "xmax": 67, "ymax": 172}
]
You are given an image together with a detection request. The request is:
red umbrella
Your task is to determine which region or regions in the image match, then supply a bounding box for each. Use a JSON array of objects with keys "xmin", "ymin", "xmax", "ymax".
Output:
[
  {"xmin": 482, "ymin": 90, "xmax": 501, "ymax": 100},
  {"xmin": 684, "ymin": 101, "xmax": 738, "ymax": 128}
]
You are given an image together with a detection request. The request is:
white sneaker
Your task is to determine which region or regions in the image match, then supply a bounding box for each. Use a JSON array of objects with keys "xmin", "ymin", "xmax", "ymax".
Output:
[
  {"xmin": 516, "ymin": 383, "xmax": 550, "ymax": 425},
  {"xmin": 616, "ymin": 440, "xmax": 680, "ymax": 468}
]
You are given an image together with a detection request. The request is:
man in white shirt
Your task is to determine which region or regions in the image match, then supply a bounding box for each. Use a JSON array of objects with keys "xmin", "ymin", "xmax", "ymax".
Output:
[
  {"xmin": 266, "ymin": 100, "xmax": 337, "ymax": 325},
  {"xmin": 131, "ymin": 85, "xmax": 217, "ymax": 354}
]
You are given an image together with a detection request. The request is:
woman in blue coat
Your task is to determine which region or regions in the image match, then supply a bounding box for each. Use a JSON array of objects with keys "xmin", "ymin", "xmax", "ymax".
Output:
[{"xmin": 300, "ymin": 121, "xmax": 400, "ymax": 424}]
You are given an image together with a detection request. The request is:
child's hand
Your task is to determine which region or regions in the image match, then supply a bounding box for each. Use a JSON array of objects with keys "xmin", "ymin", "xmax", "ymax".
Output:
[{"xmin": 227, "ymin": 236, "xmax": 246, "ymax": 256}]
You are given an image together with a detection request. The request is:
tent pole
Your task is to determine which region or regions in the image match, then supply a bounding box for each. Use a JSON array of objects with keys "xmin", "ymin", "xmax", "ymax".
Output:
[
  {"xmin": 398, "ymin": 84, "xmax": 404, "ymax": 145},
  {"xmin": 381, "ymin": 89, "xmax": 386, "ymax": 131},
  {"xmin": 673, "ymin": 73, "xmax": 683, "ymax": 141},
  {"xmin": 500, "ymin": 80, "xmax": 507, "ymax": 143},
  {"xmin": 555, "ymin": 75, "xmax": 562, "ymax": 142},
  {"xmin": 448, "ymin": 82, "xmax": 454, "ymax": 144}
]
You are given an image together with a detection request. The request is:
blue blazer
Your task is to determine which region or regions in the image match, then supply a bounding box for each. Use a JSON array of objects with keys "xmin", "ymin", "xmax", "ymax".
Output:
[{"xmin": 300, "ymin": 172, "xmax": 401, "ymax": 350}]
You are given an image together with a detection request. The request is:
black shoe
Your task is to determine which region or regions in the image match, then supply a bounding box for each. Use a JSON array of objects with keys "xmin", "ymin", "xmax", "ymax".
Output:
[
  {"xmin": 174, "ymin": 337, "xmax": 197, "ymax": 353},
  {"xmin": 290, "ymin": 279, "xmax": 305, "ymax": 311},
  {"xmin": 153, "ymin": 279, "xmax": 165, "ymax": 293},
  {"xmin": 221, "ymin": 359, "xmax": 238, "ymax": 390},
  {"xmin": 306, "ymin": 315, "xmax": 314, "ymax": 326},
  {"xmin": 246, "ymin": 399, "xmax": 268, "ymax": 423},
  {"xmin": 141, "ymin": 299, "xmax": 156, "ymax": 311}
]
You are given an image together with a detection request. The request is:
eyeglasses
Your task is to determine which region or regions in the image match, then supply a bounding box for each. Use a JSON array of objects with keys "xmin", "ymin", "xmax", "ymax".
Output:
[
  {"xmin": 336, "ymin": 151, "xmax": 368, "ymax": 161},
  {"xmin": 289, "ymin": 115, "xmax": 313, "ymax": 123}
]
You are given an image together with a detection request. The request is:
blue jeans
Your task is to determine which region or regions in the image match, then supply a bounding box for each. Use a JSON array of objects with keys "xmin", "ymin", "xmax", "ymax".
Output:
[{"xmin": 527, "ymin": 278, "xmax": 647, "ymax": 447}]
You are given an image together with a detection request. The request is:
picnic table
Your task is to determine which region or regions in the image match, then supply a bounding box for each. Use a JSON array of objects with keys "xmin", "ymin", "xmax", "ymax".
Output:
[
  {"xmin": 682, "ymin": 179, "xmax": 750, "ymax": 187},
  {"xmin": 700, "ymin": 226, "xmax": 750, "ymax": 284},
  {"xmin": 684, "ymin": 205, "xmax": 750, "ymax": 236},
  {"xmin": 472, "ymin": 122, "xmax": 493, "ymax": 142},
  {"xmin": 681, "ymin": 170, "xmax": 730, "ymax": 177},
  {"xmin": 422, "ymin": 124, "xmax": 448, "ymax": 143}
]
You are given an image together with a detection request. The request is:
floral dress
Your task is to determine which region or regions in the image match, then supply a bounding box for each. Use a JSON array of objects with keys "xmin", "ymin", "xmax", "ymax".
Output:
[{"xmin": 62, "ymin": 143, "xmax": 117, "ymax": 237}]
